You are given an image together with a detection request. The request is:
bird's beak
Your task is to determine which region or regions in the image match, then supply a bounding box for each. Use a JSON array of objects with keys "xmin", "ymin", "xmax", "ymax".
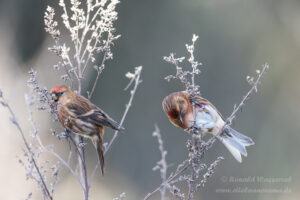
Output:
[{"xmin": 51, "ymin": 93, "xmax": 58, "ymax": 101}]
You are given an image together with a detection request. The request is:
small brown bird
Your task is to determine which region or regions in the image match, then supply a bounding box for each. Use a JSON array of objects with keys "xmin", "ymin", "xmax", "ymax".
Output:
[
  {"xmin": 162, "ymin": 91, "xmax": 254, "ymax": 162},
  {"xmin": 50, "ymin": 85, "xmax": 121, "ymax": 175}
]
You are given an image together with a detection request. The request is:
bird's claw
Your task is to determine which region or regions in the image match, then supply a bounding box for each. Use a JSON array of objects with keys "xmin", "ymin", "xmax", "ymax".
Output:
[{"xmin": 188, "ymin": 126, "xmax": 202, "ymax": 135}]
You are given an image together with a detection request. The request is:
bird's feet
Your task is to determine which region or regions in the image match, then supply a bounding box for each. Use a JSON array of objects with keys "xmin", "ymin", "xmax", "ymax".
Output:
[{"xmin": 188, "ymin": 126, "xmax": 202, "ymax": 135}]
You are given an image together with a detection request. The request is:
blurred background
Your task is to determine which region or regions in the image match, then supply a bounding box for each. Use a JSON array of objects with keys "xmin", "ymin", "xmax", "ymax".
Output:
[{"xmin": 0, "ymin": 0, "xmax": 299, "ymax": 199}]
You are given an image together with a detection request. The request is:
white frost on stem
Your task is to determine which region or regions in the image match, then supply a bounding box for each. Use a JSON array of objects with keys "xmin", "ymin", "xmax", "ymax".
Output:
[
  {"xmin": 145, "ymin": 35, "xmax": 269, "ymax": 200},
  {"xmin": 152, "ymin": 125, "xmax": 168, "ymax": 200}
]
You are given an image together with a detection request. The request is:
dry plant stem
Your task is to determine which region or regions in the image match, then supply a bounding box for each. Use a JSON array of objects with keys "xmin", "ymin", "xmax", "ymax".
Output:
[
  {"xmin": 0, "ymin": 95, "xmax": 53, "ymax": 200},
  {"xmin": 36, "ymin": 136, "xmax": 84, "ymax": 190},
  {"xmin": 88, "ymin": 48, "xmax": 108, "ymax": 100},
  {"xmin": 186, "ymin": 135, "xmax": 202, "ymax": 200},
  {"xmin": 146, "ymin": 35, "xmax": 203, "ymax": 200},
  {"xmin": 89, "ymin": 67, "xmax": 142, "ymax": 183},
  {"xmin": 152, "ymin": 125, "xmax": 168, "ymax": 200},
  {"xmin": 75, "ymin": 135, "xmax": 89, "ymax": 200},
  {"xmin": 25, "ymin": 94, "xmax": 79, "ymax": 193},
  {"xmin": 35, "ymin": 1, "xmax": 120, "ymax": 199},
  {"xmin": 55, "ymin": 38, "xmax": 78, "ymax": 82},
  {"xmin": 104, "ymin": 68, "xmax": 142, "ymax": 154},
  {"xmin": 227, "ymin": 63, "xmax": 269, "ymax": 124},
  {"xmin": 147, "ymin": 34, "xmax": 268, "ymax": 200},
  {"xmin": 207, "ymin": 63, "xmax": 269, "ymax": 145},
  {"xmin": 188, "ymin": 80, "xmax": 198, "ymax": 200},
  {"xmin": 186, "ymin": 134, "xmax": 204, "ymax": 200},
  {"xmin": 76, "ymin": 51, "xmax": 90, "ymax": 200},
  {"xmin": 187, "ymin": 170, "xmax": 195, "ymax": 200},
  {"xmin": 113, "ymin": 192, "xmax": 126, "ymax": 200},
  {"xmin": 81, "ymin": 29, "xmax": 108, "ymax": 75},
  {"xmin": 187, "ymin": 139, "xmax": 196, "ymax": 200},
  {"xmin": 144, "ymin": 163, "xmax": 190, "ymax": 200},
  {"xmin": 74, "ymin": 35, "xmax": 89, "ymax": 200},
  {"xmin": 74, "ymin": 17, "xmax": 89, "ymax": 200},
  {"xmin": 145, "ymin": 64, "xmax": 268, "ymax": 200},
  {"xmin": 187, "ymin": 35, "xmax": 201, "ymax": 200}
]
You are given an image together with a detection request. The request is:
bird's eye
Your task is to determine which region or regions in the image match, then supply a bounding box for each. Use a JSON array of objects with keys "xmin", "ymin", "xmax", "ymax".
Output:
[
  {"xmin": 51, "ymin": 92, "xmax": 64, "ymax": 102},
  {"xmin": 57, "ymin": 92, "xmax": 64, "ymax": 98}
]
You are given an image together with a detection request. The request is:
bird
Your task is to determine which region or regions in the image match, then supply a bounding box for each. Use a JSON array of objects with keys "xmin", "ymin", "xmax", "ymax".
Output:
[
  {"xmin": 162, "ymin": 91, "xmax": 254, "ymax": 163},
  {"xmin": 50, "ymin": 85, "xmax": 122, "ymax": 175}
]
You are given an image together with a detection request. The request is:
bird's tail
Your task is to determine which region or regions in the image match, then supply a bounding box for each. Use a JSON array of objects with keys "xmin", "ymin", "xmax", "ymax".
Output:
[
  {"xmin": 217, "ymin": 126, "xmax": 254, "ymax": 163},
  {"xmin": 92, "ymin": 130, "xmax": 105, "ymax": 175}
]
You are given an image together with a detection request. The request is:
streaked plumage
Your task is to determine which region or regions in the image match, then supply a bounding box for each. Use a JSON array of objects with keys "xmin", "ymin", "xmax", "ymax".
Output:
[
  {"xmin": 50, "ymin": 85, "xmax": 121, "ymax": 175},
  {"xmin": 162, "ymin": 91, "xmax": 254, "ymax": 162}
]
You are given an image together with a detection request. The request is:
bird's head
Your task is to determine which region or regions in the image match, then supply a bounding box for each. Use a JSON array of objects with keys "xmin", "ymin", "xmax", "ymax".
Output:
[
  {"xmin": 162, "ymin": 91, "xmax": 189, "ymax": 128},
  {"xmin": 50, "ymin": 85, "xmax": 72, "ymax": 103}
]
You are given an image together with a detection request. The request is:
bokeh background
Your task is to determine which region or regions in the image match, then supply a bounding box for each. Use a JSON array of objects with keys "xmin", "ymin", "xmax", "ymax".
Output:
[{"xmin": 0, "ymin": 0, "xmax": 299, "ymax": 199}]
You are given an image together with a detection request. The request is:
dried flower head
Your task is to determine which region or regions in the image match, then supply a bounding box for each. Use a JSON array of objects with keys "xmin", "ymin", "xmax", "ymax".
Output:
[
  {"xmin": 164, "ymin": 35, "xmax": 201, "ymax": 96},
  {"xmin": 44, "ymin": 6, "xmax": 60, "ymax": 40}
]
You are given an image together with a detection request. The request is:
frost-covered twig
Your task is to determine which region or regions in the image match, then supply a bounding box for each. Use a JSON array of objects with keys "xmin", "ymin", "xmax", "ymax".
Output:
[
  {"xmin": 27, "ymin": 70, "xmax": 85, "ymax": 192},
  {"xmin": 165, "ymin": 35, "xmax": 206, "ymax": 200},
  {"xmin": 0, "ymin": 90, "xmax": 53, "ymax": 200},
  {"xmin": 43, "ymin": 1, "xmax": 124, "ymax": 199},
  {"xmin": 89, "ymin": 66, "xmax": 143, "ymax": 182},
  {"xmin": 105, "ymin": 66, "xmax": 143, "ymax": 154},
  {"xmin": 113, "ymin": 192, "xmax": 126, "ymax": 200},
  {"xmin": 152, "ymin": 125, "xmax": 168, "ymax": 200},
  {"xmin": 206, "ymin": 63, "xmax": 269, "ymax": 147},
  {"xmin": 146, "ymin": 35, "xmax": 268, "ymax": 200},
  {"xmin": 3, "ymin": 0, "xmax": 140, "ymax": 199},
  {"xmin": 5, "ymin": 1, "xmax": 138, "ymax": 199},
  {"xmin": 144, "ymin": 161, "xmax": 190, "ymax": 200},
  {"xmin": 25, "ymin": 93, "xmax": 62, "ymax": 197},
  {"xmin": 197, "ymin": 157, "xmax": 224, "ymax": 188}
]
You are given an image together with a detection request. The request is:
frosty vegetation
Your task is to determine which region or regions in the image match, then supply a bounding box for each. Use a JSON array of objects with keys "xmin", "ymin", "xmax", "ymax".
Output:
[
  {"xmin": 0, "ymin": 0, "xmax": 269, "ymax": 200},
  {"xmin": 144, "ymin": 35, "xmax": 268, "ymax": 200}
]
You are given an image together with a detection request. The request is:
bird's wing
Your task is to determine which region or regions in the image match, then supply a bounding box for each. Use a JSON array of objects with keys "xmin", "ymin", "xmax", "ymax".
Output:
[
  {"xmin": 94, "ymin": 106, "xmax": 124, "ymax": 129},
  {"xmin": 194, "ymin": 96, "xmax": 223, "ymax": 118},
  {"xmin": 66, "ymin": 95, "xmax": 122, "ymax": 130},
  {"xmin": 80, "ymin": 108, "xmax": 122, "ymax": 130},
  {"xmin": 65, "ymin": 95, "xmax": 93, "ymax": 115}
]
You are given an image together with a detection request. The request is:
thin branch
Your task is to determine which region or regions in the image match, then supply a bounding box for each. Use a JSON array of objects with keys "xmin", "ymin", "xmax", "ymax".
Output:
[
  {"xmin": 88, "ymin": 46, "xmax": 108, "ymax": 100},
  {"xmin": 105, "ymin": 66, "xmax": 142, "ymax": 154},
  {"xmin": 89, "ymin": 66, "xmax": 142, "ymax": 183},
  {"xmin": 36, "ymin": 136, "xmax": 84, "ymax": 190},
  {"xmin": 25, "ymin": 93, "xmax": 84, "ymax": 192},
  {"xmin": 75, "ymin": 135, "xmax": 89, "ymax": 200},
  {"xmin": 227, "ymin": 63, "xmax": 269, "ymax": 125},
  {"xmin": 144, "ymin": 162, "xmax": 190, "ymax": 200},
  {"xmin": 197, "ymin": 157, "xmax": 224, "ymax": 188},
  {"xmin": 206, "ymin": 63, "xmax": 269, "ymax": 147},
  {"xmin": 149, "ymin": 34, "xmax": 269, "ymax": 200},
  {"xmin": 152, "ymin": 125, "xmax": 168, "ymax": 200},
  {"xmin": 0, "ymin": 93, "xmax": 53, "ymax": 200},
  {"xmin": 71, "ymin": 4, "xmax": 89, "ymax": 199},
  {"xmin": 186, "ymin": 35, "xmax": 202, "ymax": 200},
  {"xmin": 20, "ymin": 1, "xmax": 122, "ymax": 199},
  {"xmin": 81, "ymin": 28, "xmax": 104, "ymax": 74}
]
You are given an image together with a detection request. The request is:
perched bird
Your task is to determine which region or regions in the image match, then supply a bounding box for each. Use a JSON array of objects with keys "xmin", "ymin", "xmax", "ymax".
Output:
[
  {"xmin": 162, "ymin": 91, "xmax": 254, "ymax": 162},
  {"xmin": 50, "ymin": 85, "xmax": 121, "ymax": 175}
]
